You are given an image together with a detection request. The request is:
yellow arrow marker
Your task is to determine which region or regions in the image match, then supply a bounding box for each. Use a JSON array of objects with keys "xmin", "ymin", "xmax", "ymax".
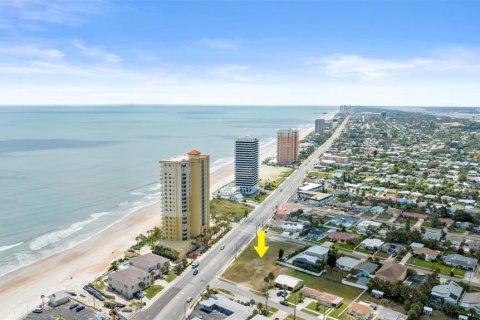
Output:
[{"xmin": 254, "ymin": 230, "xmax": 269, "ymax": 258}]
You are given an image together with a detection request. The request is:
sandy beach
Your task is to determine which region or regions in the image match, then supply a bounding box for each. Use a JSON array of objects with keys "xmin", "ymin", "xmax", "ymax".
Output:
[{"xmin": 0, "ymin": 113, "xmax": 334, "ymax": 320}]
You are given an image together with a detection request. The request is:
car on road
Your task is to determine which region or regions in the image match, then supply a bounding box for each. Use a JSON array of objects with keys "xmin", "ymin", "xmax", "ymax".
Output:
[
  {"xmin": 280, "ymin": 300, "xmax": 289, "ymax": 306},
  {"xmin": 192, "ymin": 260, "xmax": 199, "ymax": 268},
  {"xmin": 186, "ymin": 297, "xmax": 192, "ymax": 303},
  {"xmin": 69, "ymin": 303, "xmax": 79, "ymax": 310},
  {"xmin": 32, "ymin": 308, "xmax": 43, "ymax": 314},
  {"xmin": 220, "ymin": 245, "xmax": 225, "ymax": 250},
  {"xmin": 193, "ymin": 269, "xmax": 199, "ymax": 276}
]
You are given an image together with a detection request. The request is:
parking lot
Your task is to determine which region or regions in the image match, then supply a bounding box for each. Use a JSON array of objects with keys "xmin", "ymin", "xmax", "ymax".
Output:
[{"xmin": 24, "ymin": 302, "xmax": 98, "ymax": 320}]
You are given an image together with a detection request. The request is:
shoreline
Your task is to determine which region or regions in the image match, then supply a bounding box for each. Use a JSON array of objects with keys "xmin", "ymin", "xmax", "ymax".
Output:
[{"xmin": 0, "ymin": 112, "xmax": 335, "ymax": 320}]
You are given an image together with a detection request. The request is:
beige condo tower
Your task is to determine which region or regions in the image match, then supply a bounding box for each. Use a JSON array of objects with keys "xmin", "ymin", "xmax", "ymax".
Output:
[{"xmin": 160, "ymin": 150, "xmax": 210, "ymax": 241}]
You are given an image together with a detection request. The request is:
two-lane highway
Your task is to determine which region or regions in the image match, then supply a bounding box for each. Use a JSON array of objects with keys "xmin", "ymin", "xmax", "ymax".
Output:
[{"xmin": 133, "ymin": 115, "xmax": 350, "ymax": 320}]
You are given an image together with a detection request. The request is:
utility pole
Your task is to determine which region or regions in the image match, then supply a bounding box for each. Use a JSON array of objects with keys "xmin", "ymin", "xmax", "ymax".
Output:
[{"xmin": 293, "ymin": 292, "xmax": 297, "ymax": 320}]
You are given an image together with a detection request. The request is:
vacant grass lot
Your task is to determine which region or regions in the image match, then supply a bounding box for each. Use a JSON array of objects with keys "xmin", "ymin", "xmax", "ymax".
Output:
[
  {"xmin": 222, "ymin": 239, "xmax": 304, "ymax": 291},
  {"xmin": 407, "ymin": 257, "xmax": 465, "ymax": 277},
  {"xmin": 210, "ymin": 198, "xmax": 254, "ymax": 222},
  {"xmin": 377, "ymin": 213, "xmax": 392, "ymax": 220}
]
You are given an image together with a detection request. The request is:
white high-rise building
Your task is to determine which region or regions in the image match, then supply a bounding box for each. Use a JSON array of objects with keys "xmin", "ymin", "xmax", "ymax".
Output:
[
  {"xmin": 315, "ymin": 119, "xmax": 325, "ymax": 134},
  {"xmin": 235, "ymin": 136, "xmax": 259, "ymax": 195}
]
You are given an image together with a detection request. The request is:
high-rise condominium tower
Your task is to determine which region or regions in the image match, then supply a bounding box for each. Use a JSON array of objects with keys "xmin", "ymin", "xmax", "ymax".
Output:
[
  {"xmin": 235, "ymin": 136, "xmax": 259, "ymax": 195},
  {"xmin": 315, "ymin": 119, "xmax": 325, "ymax": 134},
  {"xmin": 160, "ymin": 150, "xmax": 210, "ymax": 241},
  {"xmin": 277, "ymin": 129, "xmax": 299, "ymax": 165}
]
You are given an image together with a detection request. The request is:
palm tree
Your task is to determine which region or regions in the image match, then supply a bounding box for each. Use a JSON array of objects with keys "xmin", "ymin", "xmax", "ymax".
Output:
[
  {"xmin": 263, "ymin": 277, "xmax": 270, "ymax": 292},
  {"xmin": 267, "ymin": 272, "xmax": 275, "ymax": 284}
]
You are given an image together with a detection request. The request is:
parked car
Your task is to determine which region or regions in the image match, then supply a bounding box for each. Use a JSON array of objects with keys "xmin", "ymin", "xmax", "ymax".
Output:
[
  {"xmin": 193, "ymin": 269, "xmax": 199, "ymax": 276},
  {"xmin": 276, "ymin": 291, "xmax": 285, "ymax": 297},
  {"xmin": 32, "ymin": 308, "xmax": 43, "ymax": 314},
  {"xmin": 76, "ymin": 305, "xmax": 85, "ymax": 312},
  {"xmin": 69, "ymin": 303, "xmax": 79, "ymax": 310},
  {"xmin": 186, "ymin": 297, "xmax": 193, "ymax": 303}
]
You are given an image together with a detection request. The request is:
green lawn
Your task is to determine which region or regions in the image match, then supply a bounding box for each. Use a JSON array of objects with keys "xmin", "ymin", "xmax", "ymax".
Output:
[
  {"xmin": 144, "ymin": 285, "xmax": 163, "ymax": 299},
  {"xmin": 164, "ymin": 272, "xmax": 177, "ymax": 283},
  {"xmin": 305, "ymin": 301, "xmax": 330, "ymax": 315},
  {"xmin": 361, "ymin": 212, "xmax": 374, "ymax": 218},
  {"xmin": 407, "ymin": 257, "xmax": 466, "ymax": 277},
  {"xmin": 356, "ymin": 247, "xmax": 371, "ymax": 254},
  {"xmin": 222, "ymin": 239, "xmax": 304, "ymax": 291},
  {"xmin": 375, "ymin": 251, "xmax": 391, "ymax": 259},
  {"xmin": 377, "ymin": 213, "xmax": 392, "ymax": 220},
  {"xmin": 210, "ymin": 198, "xmax": 254, "ymax": 222},
  {"xmin": 333, "ymin": 243, "xmax": 355, "ymax": 251}
]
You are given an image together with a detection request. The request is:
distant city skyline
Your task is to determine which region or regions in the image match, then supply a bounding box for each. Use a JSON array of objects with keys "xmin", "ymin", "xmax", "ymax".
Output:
[{"xmin": 1, "ymin": 1, "xmax": 479, "ymax": 105}]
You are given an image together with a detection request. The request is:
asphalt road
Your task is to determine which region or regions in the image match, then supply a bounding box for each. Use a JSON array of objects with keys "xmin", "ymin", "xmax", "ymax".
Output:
[{"xmin": 133, "ymin": 116, "xmax": 350, "ymax": 320}]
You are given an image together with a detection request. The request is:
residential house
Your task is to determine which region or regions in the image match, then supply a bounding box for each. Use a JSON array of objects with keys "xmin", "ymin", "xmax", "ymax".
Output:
[
  {"xmin": 380, "ymin": 243, "xmax": 405, "ymax": 256},
  {"xmin": 348, "ymin": 302, "xmax": 373, "ymax": 320},
  {"xmin": 303, "ymin": 288, "xmax": 344, "ymax": 308},
  {"xmin": 328, "ymin": 232, "xmax": 360, "ymax": 244},
  {"xmin": 423, "ymin": 230, "xmax": 442, "ymax": 241},
  {"xmin": 355, "ymin": 262, "xmax": 379, "ymax": 277},
  {"xmin": 414, "ymin": 247, "xmax": 441, "ymax": 262},
  {"xmin": 460, "ymin": 292, "xmax": 480, "ymax": 315},
  {"xmin": 443, "ymin": 254, "xmax": 478, "ymax": 271},
  {"xmin": 129, "ymin": 253, "xmax": 170, "ymax": 275},
  {"xmin": 336, "ymin": 256, "xmax": 361, "ymax": 272},
  {"xmin": 446, "ymin": 234, "xmax": 465, "ymax": 247},
  {"xmin": 387, "ymin": 207, "xmax": 402, "ymax": 218},
  {"xmin": 274, "ymin": 275, "xmax": 304, "ymax": 291},
  {"xmin": 403, "ymin": 274, "xmax": 429, "ymax": 288},
  {"xmin": 304, "ymin": 246, "xmax": 330, "ymax": 263},
  {"xmin": 307, "ymin": 228, "xmax": 327, "ymax": 241},
  {"xmin": 429, "ymin": 281, "xmax": 464, "ymax": 306},
  {"xmin": 410, "ymin": 242, "xmax": 425, "ymax": 251},
  {"xmin": 360, "ymin": 238, "xmax": 384, "ymax": 251},
  {"xmin": 375, "ymin": 262, "xmax": 408, "ymax": 284},
  {"xmin": 108, "ymin": 268, "xmax": 153, "ymax": 299},
  {"xmin": 377, "ymin": 307, "xmax": 407, "ymax": 320}
]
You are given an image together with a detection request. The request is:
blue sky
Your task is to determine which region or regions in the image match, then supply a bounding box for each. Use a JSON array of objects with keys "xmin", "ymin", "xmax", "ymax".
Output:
[{"xmin": 0, "ymin": 0, "xmax": 479, "ymax": 105}]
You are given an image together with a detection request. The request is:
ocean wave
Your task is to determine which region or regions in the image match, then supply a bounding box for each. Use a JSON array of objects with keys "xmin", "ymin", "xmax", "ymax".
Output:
[
  {"xmin": 0, "ymin": 241, "xmax": 24, "ymax": 253},
  {"xmin": 130, "ymin": 191, "xmax": 145, "ymax": 196},
  {"xmin": 211, "ymin": 157, "xmax": 234, "ymax": 173},
  {"xmin": 29, "ymin": 211, "xmax": 110, "ymax": 251}
]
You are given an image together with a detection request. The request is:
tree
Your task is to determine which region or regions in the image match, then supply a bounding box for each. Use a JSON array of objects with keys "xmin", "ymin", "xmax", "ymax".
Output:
[
  {"xmin": 327, "ymin": 248, "xmax": 337, "ymax": 268},
  {"xmin": 40, "ymin": 294, "xmax": 45, "ymax": 308},
  {"xmin": 278, "ymin": 248, "xmax": 285, "ymax": 261},
  {"xmin": 263, "ymin": 277, "xmax": 270, "ymax": 292},
  {"xmin": 268, "ymin": 272, "xmax": 275, "ymax": 284}
]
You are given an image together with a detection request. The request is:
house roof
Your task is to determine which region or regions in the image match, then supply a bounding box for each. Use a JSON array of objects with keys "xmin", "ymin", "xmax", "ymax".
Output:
[
  {"xmin": 356, "ymin": 262, "xmax": 379, "ymax": 274},
  {"xmin": 274, "ymin": 274, "xmax": 303, "ymax": 288},
  {"xmin": 403, "ymin": 274, "xmax": 428, "ymax": 288},
  {"xmin": 431, "ymin": 281, "xmax": 464, "ymax": 302},
  {"xmin": 305, "ymin": 245, "xmax": 329, "ymax": 256},
  {"xmin": 129, "ymin": 253, "xmax": 170, "ymax": 270},
  {"xmin": 414, "ymin": 247, "xmax": 440, "ymax": 259},
  {"xmin": 48, "ymin": 291, "xmax": 70, "ymax": 303},
  {"xmin": 461, "ymin": 292, "xmax": 480, "ymax": 305},
  {"xmin": 303, "ymin": 287, "xmax": 344, "ymax": 305},
  {"xmin": 328, "ymin": 232, "xmax": 359, "ymax": 241},
  {"xmin": 350, "ymin": 302, "xmax": 373, "ymax": 316},
  {"xmin": 375, "ymin": 262, "xmax": 407, "ymax": 283},
  {"xmin": 443, "ymin": 254, "xmax": 478, "ymax": 268},
  {"xmin": 361, "ymin": 238, "xmax": 384, "ymax": 248},
  {"xmin": 336, "ymin": 256, "xmax": 360, "ymax": 269},
  {"xmin": 108, "ymin": 268, "xmax": 150, "ymax": 286},
  {"xmin": 378, "ymin": 307, "xmax": 407, "ymax": 320}
]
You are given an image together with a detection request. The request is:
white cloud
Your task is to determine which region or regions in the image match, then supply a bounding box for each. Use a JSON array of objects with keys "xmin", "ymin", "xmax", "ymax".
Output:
[
  {"xmin": 307, "ymin": 49, "xmax": 480, "ymax": 80},
  {"xmin": 0, "ymin": 45, "xmax": 64, "ymax": 59},
  {"xmin": 0, "ymin": 0, "xmax": 106, "ymax": 28},
  {"xmin": 197, "ymin": 38, "xmax": 240, "ymax": 49},
  {"xmin": 71, "ymin": 40, "xmax": 121, "ymax": 64}
]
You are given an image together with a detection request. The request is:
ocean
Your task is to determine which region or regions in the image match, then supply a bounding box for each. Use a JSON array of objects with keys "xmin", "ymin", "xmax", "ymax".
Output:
[{"xmin": 0, "ymin": 105, "xmax": 336, "ymax": 276}]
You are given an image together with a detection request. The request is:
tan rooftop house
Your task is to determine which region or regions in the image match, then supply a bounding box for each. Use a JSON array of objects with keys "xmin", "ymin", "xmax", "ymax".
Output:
[
  {"xmin": 302, "ymin": 287, "xmax": 344, "ymax": 308},
  {"xmin": 349, "ymin": 302, "xmax": 373, "ymax": 320},
  {"xmin": 108, "ymin": 268, "xmax": 152, "ymax": 299},
  {"xmin": 413, "ymin": 247, "xmax": 440, "ymax": 262},
  {"xmin": 402, "ymin": 212, "xmax": 428, "ymax": 220},
  {"xmin": 375, "ymin": 262, "xmax": 407, "ymax": 284},
  {"xmin": 328, "ymin": 232, "xmax": 360, "ymax": 244}
]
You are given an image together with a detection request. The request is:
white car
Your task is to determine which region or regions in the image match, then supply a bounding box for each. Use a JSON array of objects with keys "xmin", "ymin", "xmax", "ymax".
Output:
[{"xmin": 186, "ymin": 297, "xmax": 193, "ymax": 303}]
